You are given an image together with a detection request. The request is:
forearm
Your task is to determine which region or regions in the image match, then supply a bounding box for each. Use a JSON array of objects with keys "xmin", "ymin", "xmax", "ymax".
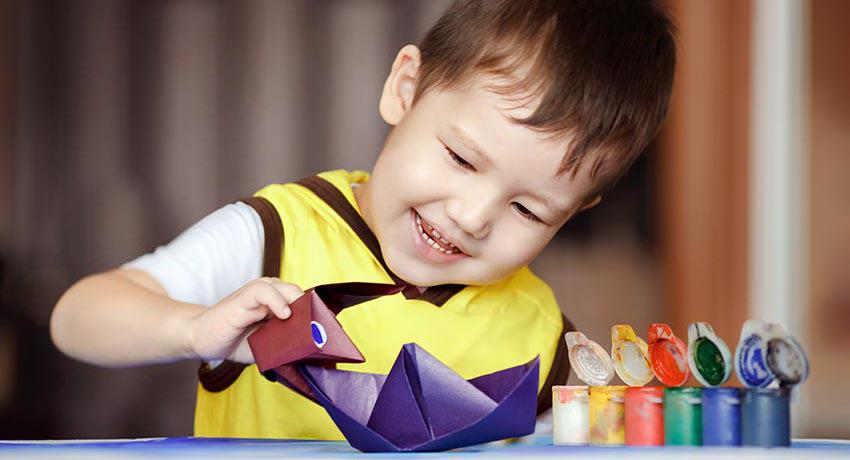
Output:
[{"xmin": 50, "ymin": 269, "xmax": 204, "ymax": 367}]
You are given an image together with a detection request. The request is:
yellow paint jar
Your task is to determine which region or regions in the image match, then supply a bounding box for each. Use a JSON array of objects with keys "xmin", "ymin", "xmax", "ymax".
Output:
[{"xmin": 589, "ymin": 385, "xmax": 627, "ymax": 446}]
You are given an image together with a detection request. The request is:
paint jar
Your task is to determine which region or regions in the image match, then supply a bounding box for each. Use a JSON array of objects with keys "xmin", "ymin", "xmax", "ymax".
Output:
[
  {"xmin": 624, "ymin": 386, "xmax": 664, "ymax": 446},
  {"xmin": 664, "ymin": 387, "xmax": 703, "ymax": 445},
  {"xmin": 742, "ymin": 387, "xmax": 791, "ymax": 447},
  {"xmin": 702, "ymin": 387, "xmax": 741, "ymax": 446},
  {"xmin": 552, "ymin": 385, "xmax": 589, "ymax": 445},
  {"xmin": 589, "ymin": 386, "xmax": 626, "ymax": 446}
]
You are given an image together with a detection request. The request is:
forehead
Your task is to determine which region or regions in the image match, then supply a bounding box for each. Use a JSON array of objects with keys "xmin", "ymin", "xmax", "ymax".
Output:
[{"xmin": 428, "ymin": 77, "xmax": 595, "ymax": 211}]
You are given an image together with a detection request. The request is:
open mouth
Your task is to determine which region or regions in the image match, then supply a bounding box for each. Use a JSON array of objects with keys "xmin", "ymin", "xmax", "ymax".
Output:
[
  {"xmin": 410, "ymin": 210, "xmax": 468, "ymax": 263},
  {"xmin": 415, "ymin": 212, "xmax": 462, "ymax": 255}
]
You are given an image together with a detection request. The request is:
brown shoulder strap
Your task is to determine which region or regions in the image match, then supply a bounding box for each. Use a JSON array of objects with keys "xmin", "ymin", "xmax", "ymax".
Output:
[
  {"xmin": 296, "ymin": 175, "xmax": 464, "ymax": 307},
  {"xmin": 243, "ymin": 196, "xmax": 284, "ymax": 277},
  {"xmin": 198, "ymin": 196, "xmax": 284, "ymax": 392},
  {"xmin": 536, "ymin": 314, "xmax": 575, "ymax": 415}
]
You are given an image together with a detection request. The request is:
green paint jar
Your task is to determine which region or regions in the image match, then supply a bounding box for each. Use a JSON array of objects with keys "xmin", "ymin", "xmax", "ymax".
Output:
[{"xmin": 664, "ymin": 387, "xmax": 703, "ymax": 445}]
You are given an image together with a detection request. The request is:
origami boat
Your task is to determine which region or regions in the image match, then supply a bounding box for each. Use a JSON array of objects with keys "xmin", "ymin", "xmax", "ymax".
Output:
[{"xmin": 300, "ymin": 343, "xmax": 540, "ymax": 452}]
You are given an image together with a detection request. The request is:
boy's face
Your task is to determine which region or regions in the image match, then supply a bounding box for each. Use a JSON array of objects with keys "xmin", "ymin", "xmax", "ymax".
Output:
[{"xmin": 355, "ymin": 46, "xmax": 600, "ymax": 287}]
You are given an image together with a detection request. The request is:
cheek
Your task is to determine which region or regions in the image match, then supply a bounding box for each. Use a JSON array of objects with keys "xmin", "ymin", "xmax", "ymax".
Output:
[{"xmin": 487, "ymin": 226, "xmax": 550, "ymax": 266}]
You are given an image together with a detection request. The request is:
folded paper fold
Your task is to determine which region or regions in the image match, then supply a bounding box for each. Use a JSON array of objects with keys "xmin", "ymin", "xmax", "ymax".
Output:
[
  {"xmin": 300, "ymin": 343, "xmax": 539, "ymax": 452},
  {"xmin": 248, "ymin": 282, "xmax": 407, "ymax": 401}
]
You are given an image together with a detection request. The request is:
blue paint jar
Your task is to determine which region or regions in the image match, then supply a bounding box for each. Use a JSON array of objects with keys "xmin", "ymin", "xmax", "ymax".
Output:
[
  {"xmin": 741, "ymin": 387, "xmax": 791, "ymax": 447},
  {"xmin": 702, "ymin": 387, "xmax": 742, "ymax": 446}
]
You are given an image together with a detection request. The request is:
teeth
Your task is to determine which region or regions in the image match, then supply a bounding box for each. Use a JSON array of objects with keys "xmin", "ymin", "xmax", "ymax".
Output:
[{"xmin": 415, "ymin": 211, "xmax": 461, "ymax": 255}]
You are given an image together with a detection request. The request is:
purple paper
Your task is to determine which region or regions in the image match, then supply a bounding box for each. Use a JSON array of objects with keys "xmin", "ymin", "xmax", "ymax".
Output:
[{"xmin": 300, "ymin": 343, "xmax": 539, "ymax": 452}]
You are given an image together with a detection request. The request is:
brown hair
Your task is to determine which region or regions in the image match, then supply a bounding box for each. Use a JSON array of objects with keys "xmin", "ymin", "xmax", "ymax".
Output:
[{"xmin": 415, "ymin": 0, "xmax": 676, "ymax": 195}]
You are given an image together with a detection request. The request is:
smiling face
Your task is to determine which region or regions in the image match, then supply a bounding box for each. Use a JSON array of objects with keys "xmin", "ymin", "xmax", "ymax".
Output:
[{"xmin": 354, "ymin": 45, "xmax": 600, "ymax": 287}]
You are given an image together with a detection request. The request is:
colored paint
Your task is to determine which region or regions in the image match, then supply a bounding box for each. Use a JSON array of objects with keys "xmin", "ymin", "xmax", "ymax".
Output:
[
  {"xmin": 565, "ymin": 332, "xmax": 614, "ymax": 387},
  {"xmin": 611, "ymin": 325, "xmax": 654, "ymax": 387},
  {"xmin": 552, "ymin": 386, "xmax": 589, "ymax": 445},
  {"xmin": 589, "ymin": 386, "xmax": 626, "ymax": 445},
  {"xmin": 687, "ymin": 322, "xmax": 732, "ymax": 387},
  {"xmin": 735, "ymin": 319, "xmax": 776, "ymax": 387},
  {"xmin": 742, "ymin": 387, "xmax": 791, "ymax": 447},
  {"xmin": 648, "ymin": 323, "xmax": 690, "ymax": 387},
  {"xmin": 767, "ymin": 335, "xmax": 809, "ymax": 386},
  {"xmin": 694, "ymin": 339, "xmax": 724, "ymax": 383},
  {"xmin": 624, "ymin": 386, "xmax": 664, "ymax": 446},
  {"xmin": 702, "ymin": 387, "xmax": 741, "ymax": 446},
  {"xmin": 663, "ymin": 387, "xmax": 703, "ymax": 445}
]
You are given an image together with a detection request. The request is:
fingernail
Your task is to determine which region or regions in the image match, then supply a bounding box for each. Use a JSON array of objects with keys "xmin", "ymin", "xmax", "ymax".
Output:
[{"xmin": 282, "ymin": 307, "xmax": 291, "ymax": 318}]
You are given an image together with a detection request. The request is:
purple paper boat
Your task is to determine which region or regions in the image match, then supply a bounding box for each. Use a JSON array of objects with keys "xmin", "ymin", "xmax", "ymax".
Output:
[{"xmin": 300, "ymin": 343, "xmax": 539, "ymax": 452}]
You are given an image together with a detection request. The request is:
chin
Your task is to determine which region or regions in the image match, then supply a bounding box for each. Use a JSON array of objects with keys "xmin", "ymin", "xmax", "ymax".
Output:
[{"xmin": 387, "ymin": 263, "xmax": 439, "ymax": 287}]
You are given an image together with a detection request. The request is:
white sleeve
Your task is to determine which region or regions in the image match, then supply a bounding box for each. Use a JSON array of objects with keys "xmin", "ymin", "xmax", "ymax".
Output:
[{"xmin": 122, "ymin": 202, "xmax": 264, "ymax": 307}]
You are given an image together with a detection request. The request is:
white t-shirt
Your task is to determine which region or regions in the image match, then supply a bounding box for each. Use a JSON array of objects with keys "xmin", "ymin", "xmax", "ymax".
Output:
[{"xmin": 122, "ymin": 202, "xmax": 265, "ymax": 307}]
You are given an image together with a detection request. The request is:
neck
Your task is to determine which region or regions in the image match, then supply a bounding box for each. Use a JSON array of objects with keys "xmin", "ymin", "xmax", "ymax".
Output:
[{"xmin": 352, "ymin": 180, "xmax": 373, "ymax": 233}]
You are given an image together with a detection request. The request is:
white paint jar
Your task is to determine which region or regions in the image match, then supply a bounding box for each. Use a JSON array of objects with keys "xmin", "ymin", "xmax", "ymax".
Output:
[{"xmin": 552, "ymin": 385, "xmax": 589, "ymax": 445}]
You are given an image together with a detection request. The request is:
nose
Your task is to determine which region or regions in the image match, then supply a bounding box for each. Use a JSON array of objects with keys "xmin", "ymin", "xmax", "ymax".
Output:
[{"xmin": 445, "ymin": 193, "xmax": 498, "ymax": 240}]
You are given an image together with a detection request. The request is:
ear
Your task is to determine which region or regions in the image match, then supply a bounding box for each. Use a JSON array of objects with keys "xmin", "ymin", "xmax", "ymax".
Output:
[
  {"xmin": 379, "ymin": 44, "xmax": 421, "ymax": 126},
  {"xmin": 579, "ymin": 195, "xmax": 602, "ymax": 212}
]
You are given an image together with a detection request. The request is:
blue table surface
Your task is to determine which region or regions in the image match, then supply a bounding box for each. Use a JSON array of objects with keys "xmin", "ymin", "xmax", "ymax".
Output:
[{"xmin": 1, "ymin": 435, "xmax": 849, "ymax": 459}]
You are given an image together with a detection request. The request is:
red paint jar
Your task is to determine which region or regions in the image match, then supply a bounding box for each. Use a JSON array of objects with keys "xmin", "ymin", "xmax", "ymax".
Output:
[{"xmin": 625, "ymin": 386, "xmax": 665, "ymax": 446}]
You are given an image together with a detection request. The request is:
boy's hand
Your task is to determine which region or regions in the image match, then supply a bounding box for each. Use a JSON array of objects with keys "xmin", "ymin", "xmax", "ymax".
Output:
[{"xmin": 186, "ymin": 277, "xmax": 303, "ymax": 363}]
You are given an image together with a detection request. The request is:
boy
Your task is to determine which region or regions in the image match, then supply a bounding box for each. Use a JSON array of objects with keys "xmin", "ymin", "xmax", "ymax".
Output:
[{"xmin": 50, "ymin": 0, "xmax": 674, "ymax": 440}]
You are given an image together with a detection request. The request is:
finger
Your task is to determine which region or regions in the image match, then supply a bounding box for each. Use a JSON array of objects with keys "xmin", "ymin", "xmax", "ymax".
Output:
[
  {"xmin": 258, "ymin": 277, "xmax": 304, "ymax": 302},
  {"xmin": 266, "ymin": 281, "xmax": 304, "ymax": 319},
  {"xmin": 228, "ymin": 302, "xmax": 272, "ymax": 329},
  {"xmin": 252, "ymin": 281, "xmax": 294, "ymax": 320},
  {"xmin": 241, "ymin": 282, "xmax": 288, "ymax": 316}
]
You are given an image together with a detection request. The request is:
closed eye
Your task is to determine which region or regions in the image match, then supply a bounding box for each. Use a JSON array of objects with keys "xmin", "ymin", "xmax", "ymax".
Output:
[
  {"xmin": 513, "ymin": 202, "xmax": 543, "ymax": 223},
  {"xmin": 445, "ymin": 147, "xmax": 475, "ymax": 171}
]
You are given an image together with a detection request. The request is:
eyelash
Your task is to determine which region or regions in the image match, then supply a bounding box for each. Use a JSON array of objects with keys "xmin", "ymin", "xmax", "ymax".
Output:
[
  {"xmin": 513, "ymin": 203, "xmax": 542, "ymax": 223},
  {"xmin": 444, "ymin": 146, "xmax": 543, "ymax": 224},
  {"xmin": 446, "ymin": 147, "xmax": 475, "ymax": 171}
]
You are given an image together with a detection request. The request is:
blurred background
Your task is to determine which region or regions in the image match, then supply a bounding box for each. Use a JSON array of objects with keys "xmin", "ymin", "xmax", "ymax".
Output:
[{"xmin": 0, "ymin": 0, "xmax": 847, "ymax": 440}]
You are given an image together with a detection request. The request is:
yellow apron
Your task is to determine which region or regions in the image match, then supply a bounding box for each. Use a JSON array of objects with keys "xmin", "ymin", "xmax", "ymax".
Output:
[{"xmin": 194, "ymin": 169, "xmax": 572, "ymax": 439}]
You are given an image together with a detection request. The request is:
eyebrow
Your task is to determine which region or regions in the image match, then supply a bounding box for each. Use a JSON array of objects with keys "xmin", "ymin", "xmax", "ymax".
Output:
[
  {"xmin": 448, "ymin": 124, "xmax": 566, "ymax": 216},
  {"xmin": 448, "ymin": 124, "xmax": 493, "ymax": 167}
]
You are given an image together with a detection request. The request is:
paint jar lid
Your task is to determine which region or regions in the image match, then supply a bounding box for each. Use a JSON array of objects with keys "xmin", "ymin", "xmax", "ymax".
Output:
[
  {"xmin": 735, "ymin": 319, "xmax": 808, "ymax": 388},
  {"xmin": 734, "ymin": 319, "xmax": 775, "ymax": 387},
  {"xmin": 565, "ymin": 331, "xmax": 614, "ymax": 386},
  {"xmin": 767, "ymin": 332, "xmax": 809, "ymax": 386},
  {"xmin": 611, "ymin": 324, "xmax": 654, "ymax": 386},
  {"xmin": 648, "ymin": 323, "xmax": 690, "ymax": 387},
  {"xmin": 687, "ymin": 322, "xmax": 732, "ymax": 387}
]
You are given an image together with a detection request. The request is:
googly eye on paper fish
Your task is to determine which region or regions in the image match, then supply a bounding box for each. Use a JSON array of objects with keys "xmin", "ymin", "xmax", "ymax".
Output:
[
  {"xmin": 687, "ymin": 322, "xmax": 732, "ymax": 387},
  {"xmin": 311, "ymin": 321, "xmax": 328, "ymax": 348}
]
